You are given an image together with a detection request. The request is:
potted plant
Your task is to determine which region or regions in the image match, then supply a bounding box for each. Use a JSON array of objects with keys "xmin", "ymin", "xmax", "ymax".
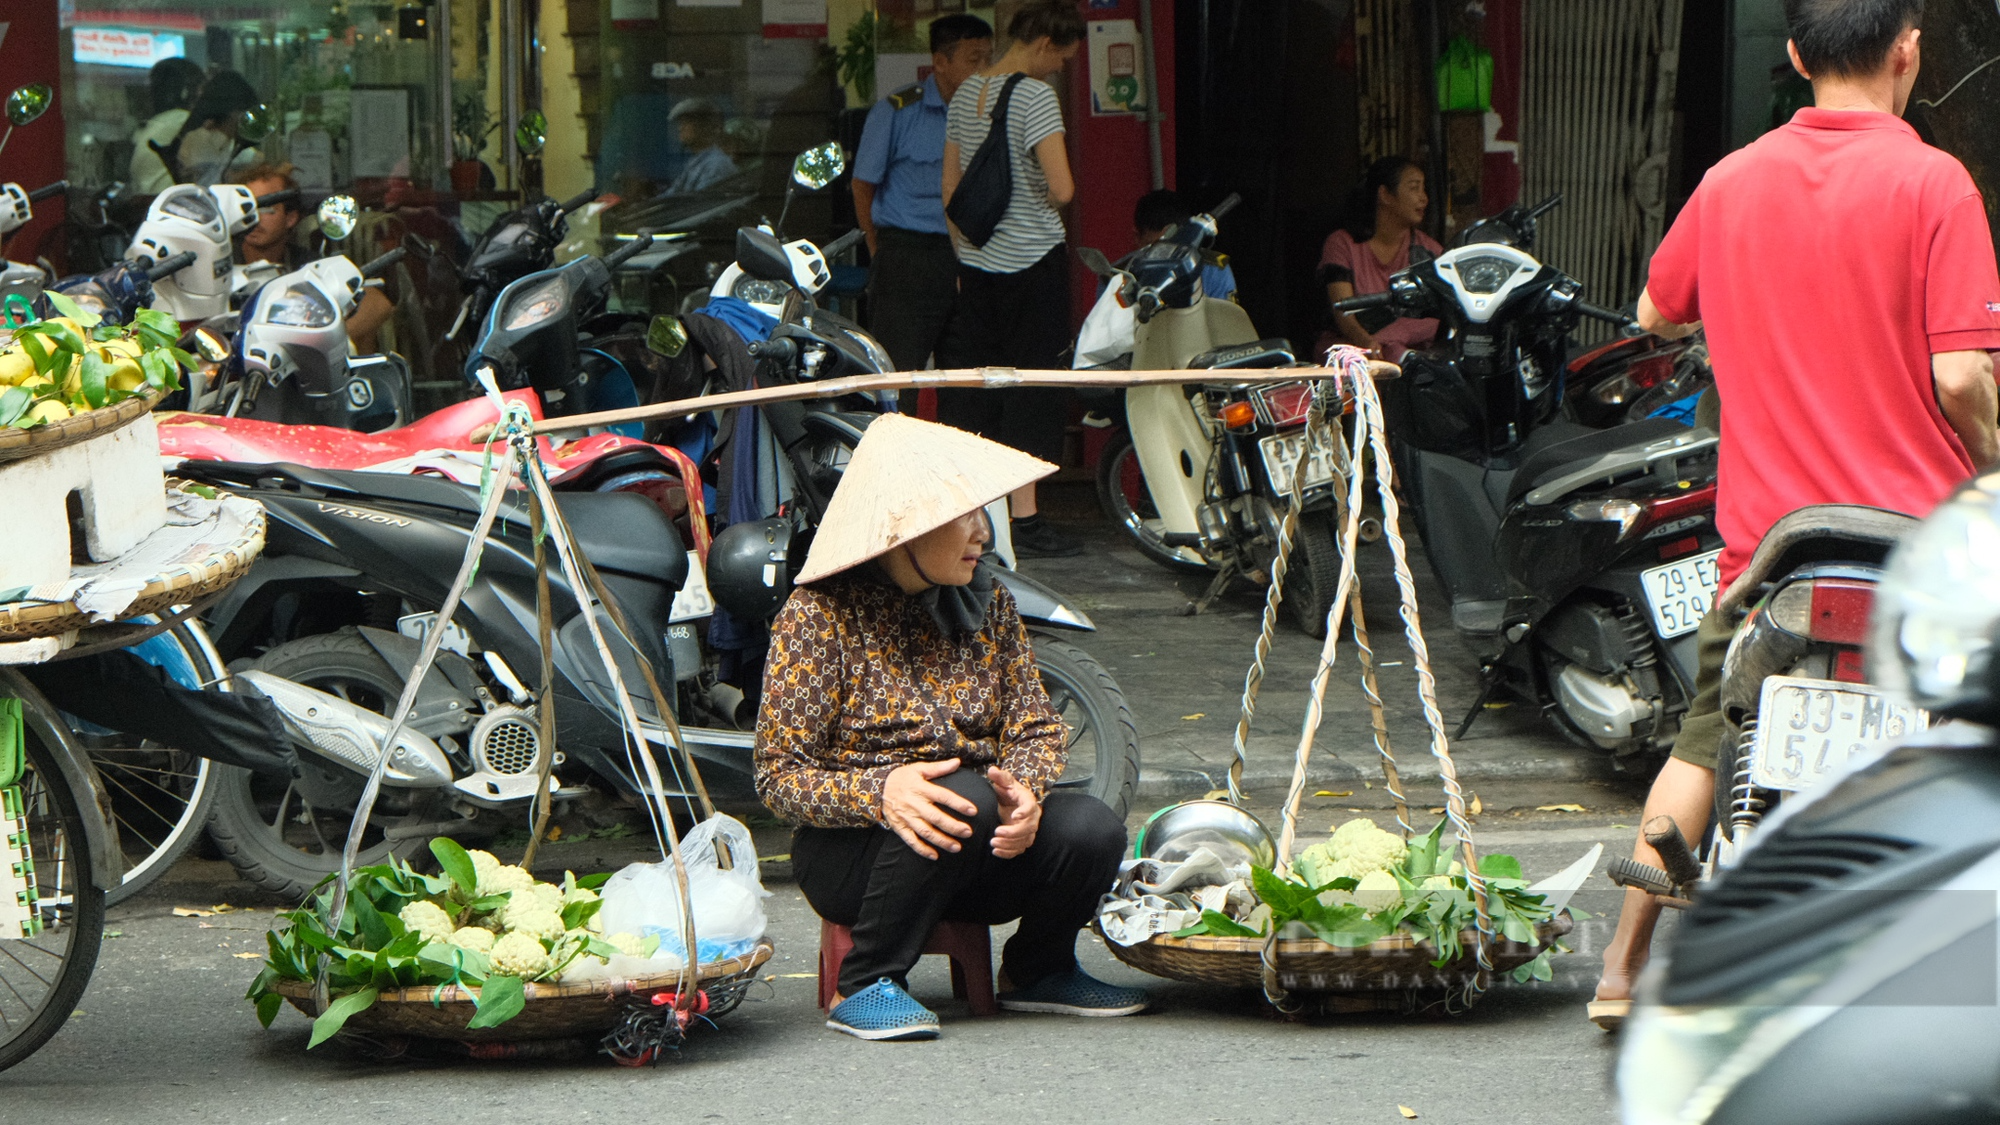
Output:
[{"xmin": 451, "ymin": 89, "xmax": 498, "ymax": 195}]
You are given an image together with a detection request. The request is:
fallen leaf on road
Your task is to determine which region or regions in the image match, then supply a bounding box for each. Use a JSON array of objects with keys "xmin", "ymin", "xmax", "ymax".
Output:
[
  {"xmin": 764, "ymin": 975, "xmax": 777, "ymax": 982},
  {"xmin": 172, "ymin": 907, "xmax": 215, "ymax": 918},
  {"xmin": 1399, "ymin": 1107, "xmax": 1418, "ymax": 1119},
  {"xmin": 1470, "ymin": 794, "xmax": 1483, "ymax": 816},
  {"xmin": 546, "ymin": 825, "xmax": 564, "ymax": 842},
  {"xmin": 779, "ymin": 973, "xmax": 816, "ymax": 979},
  {"xmin": 1537, "ymin": 804, "xmax": 1587, "ymax": 813},
  {"xmin": 104, "ymin": 930, "xmax": 124, "ymax": 939},
  {"xmin": 210, "ymin": 904, "xmax": 237, "ymax": 914},
  {"xmin": 1364, "ymin": 781, "xmax": 1373, "ymax": 789},
  {"xmin": 1610, "ymin": 824, "xmax": 1631, "ymax": 830},
  {"xmin": 233, "ymin": 952, "xmax": 261, "ymax": 960},
  {"xmin": 1428, "ymin": 807, "xmax": 1446, "ymax": 814},
  {"xmin": 1314, "ymin": 790, "xmax": 1353, "ymax": 798},
  {"xmin": 759, "ymin": 853, "xmax": 791, "ymax": 864},
  {"xmin": 1181, "ymin": 713, "xmax": 1205, "ymax": 721},
  {"xmin": 1204, "ymin": 789, "xmax": 1231, "ymax": 801}
]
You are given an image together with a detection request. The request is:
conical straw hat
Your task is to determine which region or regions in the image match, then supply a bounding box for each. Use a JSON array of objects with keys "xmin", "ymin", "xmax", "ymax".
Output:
[{"xmin": 795, "ymin": 413, "xmax": 1056, "ymax": 584}]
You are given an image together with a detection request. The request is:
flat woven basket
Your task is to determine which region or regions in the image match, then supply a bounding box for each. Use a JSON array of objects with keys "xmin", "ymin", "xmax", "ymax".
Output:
[
  {"xmin": 1100, "ymin": 915, "xmax": 1571, "ymax": 993},
  {"xmin": 0, "ymin": 386, "xmax": 162, "ymax": 463},
  {"xmin": 274, "ymin": 943, "xmax": 774, "ymax": 1041},
  {"xmin": 0, "ymin": 500, "xmax": 266, "ymax": 640}
]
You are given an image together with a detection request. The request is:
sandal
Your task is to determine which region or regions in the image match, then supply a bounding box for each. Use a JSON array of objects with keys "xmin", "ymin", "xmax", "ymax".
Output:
[{"xmin": 1587, "ymin": 998, "xmax": 1632, "ymax": 1031}]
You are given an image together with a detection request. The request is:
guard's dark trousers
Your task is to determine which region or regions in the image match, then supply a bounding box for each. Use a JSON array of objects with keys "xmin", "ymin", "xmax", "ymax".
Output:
[
  {"xmin": 793, "ymin": 769, "xmax": 1125, "ymax": 998},
  {"xmin": 867, "ymin": 226, "xmax": 960, "ymax": 411}
]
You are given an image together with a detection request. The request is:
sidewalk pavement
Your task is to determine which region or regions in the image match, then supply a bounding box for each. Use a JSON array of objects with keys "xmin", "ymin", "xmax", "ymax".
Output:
[{"xmin": 1015, "ymin": 502, "xmax": 1633, "ymax": 807}]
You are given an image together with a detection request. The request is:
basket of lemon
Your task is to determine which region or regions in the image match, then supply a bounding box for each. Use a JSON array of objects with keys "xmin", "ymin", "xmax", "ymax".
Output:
[{"xmin": 0, "ymin": 295, "xmax": 190, "ymax": 461}]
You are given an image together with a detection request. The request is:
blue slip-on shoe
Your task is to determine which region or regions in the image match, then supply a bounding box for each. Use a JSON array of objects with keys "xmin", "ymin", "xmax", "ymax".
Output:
[
  {"xmin": 998, "ymin": 969, "xmax": 1150, "ymax": 1017},
  {"xmin": 826, "ymin": 978, "xmax": 941, "ymax": 1041}
]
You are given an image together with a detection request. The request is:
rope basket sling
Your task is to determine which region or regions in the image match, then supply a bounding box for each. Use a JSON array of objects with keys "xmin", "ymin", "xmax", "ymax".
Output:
[{"xmin": 1097, "ymin": 350, "xmax": 1570, "ymax": 1009}]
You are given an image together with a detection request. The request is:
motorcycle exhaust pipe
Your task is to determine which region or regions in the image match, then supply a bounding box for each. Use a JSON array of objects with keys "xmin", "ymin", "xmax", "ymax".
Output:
[
  {"xmin": 706, "ymin": 681, "xmax": 757, "ymax": 729},
  {"xmin": 237, "ymin": 670, "xmax": 454, "ymax": 787}
]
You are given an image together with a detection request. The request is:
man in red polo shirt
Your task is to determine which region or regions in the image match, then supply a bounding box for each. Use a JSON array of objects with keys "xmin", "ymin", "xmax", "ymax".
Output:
[{"xmin": 1590, "ymin": 0, "xmax": 2000, "ymax": 1028}]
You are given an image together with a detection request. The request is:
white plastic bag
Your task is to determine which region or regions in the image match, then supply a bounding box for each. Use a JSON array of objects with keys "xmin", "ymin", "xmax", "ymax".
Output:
[
  {"xmin": 1074, "ymin": 281, "xmax": 1136, "ymax": 368},
  {"xmin": 597, "ymin": 814, "xmax": 769, "ymax": 965}
]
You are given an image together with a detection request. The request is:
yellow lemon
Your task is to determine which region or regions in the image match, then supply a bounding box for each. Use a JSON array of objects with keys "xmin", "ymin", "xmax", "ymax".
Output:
[
  {"xmin": 59, "ymin": 356, "xmax": 82, "ymax": 398},
  {"xmin": 107, "ymin": 364, "xmax": 145, "ymax": 394},
  {"xmin": 17, "ymin": 373, "xmax": 52, "ymax": 390},
  {"xmin": 26, "ymin": 400, "xmax": 70, "ymax": 425},
  {"xmin": 98, "ymin": 337, "xmax": 144, "ymax": 361},
  {"xmin": 0, "ymin": 350, "xmax": 33, "ymax": 386}
]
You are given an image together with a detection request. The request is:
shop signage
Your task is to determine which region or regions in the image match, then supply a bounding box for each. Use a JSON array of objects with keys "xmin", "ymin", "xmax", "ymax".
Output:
[
  {"xmin": 73, "ymin": 27, "xmax": 186, "ymax": 69},
  {"xmin": 1087, "ymin": 20, "xmax": 1146, "ymax": 115},
  {"xmin": 762, "ymin": 0, "xmax": 827, "ymax": 39}
]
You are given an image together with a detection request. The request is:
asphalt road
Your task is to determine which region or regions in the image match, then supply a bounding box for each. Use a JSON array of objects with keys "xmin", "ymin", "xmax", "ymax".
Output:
[{"xmin": 4, "ymin": 788, "xmax": 1656, "ymax": 1125}]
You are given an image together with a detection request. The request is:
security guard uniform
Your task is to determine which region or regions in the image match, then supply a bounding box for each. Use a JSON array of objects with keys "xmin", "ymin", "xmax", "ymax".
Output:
[{"xmin": 854, "ymin": 75, "xmax": 960, "ymax": 399}]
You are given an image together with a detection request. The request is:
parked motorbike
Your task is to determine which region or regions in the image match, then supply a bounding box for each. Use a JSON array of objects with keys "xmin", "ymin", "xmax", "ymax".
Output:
[
  {"xmin": 1617, "ymin": 472, "xmax": 2000, "ymax": 1125},
  {"xmin": 1335, "ymin": 234, "xmax": 1722, "ymax": 766},
  {"xmin": 1078, "ymin": 195, "xmax": 1357, "ymax": 636},
  {"xmin": 0, "ymin": 83, "xmax": 61, "ymax": 309}
]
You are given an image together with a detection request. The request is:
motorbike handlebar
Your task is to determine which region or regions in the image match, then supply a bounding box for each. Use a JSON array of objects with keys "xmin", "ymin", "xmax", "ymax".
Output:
[
  {"xmin": 1331, "ymin": 292, "xmax": 1394, "ymax": 313},
  {"xmin": 747, "ymin": 336, "xmax": 799, "ymax": 362},
  {"xmin": 146, "ymin": 250, "xmax": 198, "ymax": 281},
  {"xmin": 1524, "ymin": 192, "xmax": 1564, "ymax": 221},
  {"xmin": 255, "ymin": 188, "xmax": 300, "ymax": 209},
  {"xmin": 821, "ymin": 227, "xmax": 865, "ymax": 260},
  {"xmin": 1574, "ymin": 300, "xmax": 1636, "ymax": 330},
  {"xmin": 360, "ymin": 247, "xmax": 407, "ymax": 279},
  {"xmin": 604, "ymin": 231, "xmax": 655, "ymax": 270},
  {"xmin": 27, "ymin": 180, "xmax": 67, "ymax": 203},
  {"xmin": 1208, "ymin": 192, "xmax": 1242, "ymax": 220},
  {"xmin": 559, "ymin": 189, "xmax": 598, "ymax": 215}
]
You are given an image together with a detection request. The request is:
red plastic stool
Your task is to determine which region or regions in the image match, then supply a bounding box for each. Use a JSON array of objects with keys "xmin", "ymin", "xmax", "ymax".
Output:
[{"xmin": 817, "ymin": 918, "xmax": 997, "ymax": 1016}]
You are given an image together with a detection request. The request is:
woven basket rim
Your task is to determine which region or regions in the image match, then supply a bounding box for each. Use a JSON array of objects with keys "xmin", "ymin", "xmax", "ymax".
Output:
[
  {"xmin": 0, "ymin": 504, "xmax": 265, "ymax": 639},
  {"xmin": 0, "ymin": 385, "xmax": 161, "ymax": 462},
  {"xmin": 1102, "ymin": 913, "xmax": 1571, "ymax": 959},
  {"xmin": 272, "ymin": 941, "xmax": 775, "ymax": 1008}
]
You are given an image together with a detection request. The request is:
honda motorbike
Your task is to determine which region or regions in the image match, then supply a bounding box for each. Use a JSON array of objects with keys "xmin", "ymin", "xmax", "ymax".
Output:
[
  {"xmin": 1335, "ymin": 234, "xmax": 1722, "ymax": 767},
  {"xmin": 1078, "ymin": 195, "xmax": 1357, "ymax": 636},
  {"xmin": 1618, "ymin": 472, "xmax": 2000, "ymax": 1125},
  {"xmin": 0, "ymin": 83, "xmax": 62, "ymax": 308}
]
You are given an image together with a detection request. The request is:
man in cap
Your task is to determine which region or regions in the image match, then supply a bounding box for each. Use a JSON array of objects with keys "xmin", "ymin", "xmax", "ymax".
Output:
[
  {"xmin": 757, "ymin": 413, "xmax": 1147, "ymax": 1041},
  {"xmin": 665, "ymin": 98, "xmax": 737, "ymax": 194},
  {"xmin": 852, "ymin": 15, "xmax": 994, "ymax": 405}
]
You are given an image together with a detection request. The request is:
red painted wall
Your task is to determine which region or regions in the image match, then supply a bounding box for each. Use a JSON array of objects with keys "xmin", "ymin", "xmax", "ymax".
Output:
[
  {"xmin": 1480, "ymin": 0, "xmax": 1523, "ymax": 215},
  {"xmin": 1065, "ymin": 0, "xmax": 1175, "ymax": 326},
  {"xmin": 1, "ymin": 3, "xmax": 68, "ymax": 273}
]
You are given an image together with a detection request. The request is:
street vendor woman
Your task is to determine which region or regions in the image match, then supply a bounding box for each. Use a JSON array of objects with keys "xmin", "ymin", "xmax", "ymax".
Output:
[{"xmin": 755, "ymin": 413, "xmax": 1148, "ymax": 1041}]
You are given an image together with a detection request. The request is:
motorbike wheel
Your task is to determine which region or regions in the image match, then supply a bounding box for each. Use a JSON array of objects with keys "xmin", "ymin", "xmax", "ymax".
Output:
[
  {"xmin": 72, "ymin": 620, "xmax": 224, "ymax": 906},
  {"xmin": 1094, "ymin": 435, "xmax": 1211, "ymax": 575},
  {"xmin": 1287, "ymin": 511, "xmax": 1344, "ymax": 639},
  {"xmin": 1030, "ymin": 633, "xmax": 1141, "ymax": 820},
  {"xmin": 0, "ymin": 724, "xmax": 106, "ymax": 1072},
  {"xmin": 205, "ymin": 632, "xmax": 437, "ymax": 900}
]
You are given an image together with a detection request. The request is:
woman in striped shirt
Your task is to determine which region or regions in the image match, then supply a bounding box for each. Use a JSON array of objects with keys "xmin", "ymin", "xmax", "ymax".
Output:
[{"xmin": 936, "ymin": 1, "xmax": 1085, "ymax": 559}]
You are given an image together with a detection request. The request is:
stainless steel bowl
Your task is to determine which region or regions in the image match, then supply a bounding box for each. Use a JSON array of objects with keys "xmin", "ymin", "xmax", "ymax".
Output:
[{"xmin": 1133, "ymin": 799, "xmax": 1277, "ymax": 869}]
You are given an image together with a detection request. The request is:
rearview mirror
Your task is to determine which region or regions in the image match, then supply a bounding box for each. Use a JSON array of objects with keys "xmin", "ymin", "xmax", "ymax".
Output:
[
  {"xmin": 190, "ymin": 326, "xmax": 231, "ymax": 364},
  {"xmin": 5, "ymin": 85, "xmax": 52, "ymax": 128},
  {"xmin": 317, "ymin": 195, "xmax": 359, "ymax": 241},
  {"xmin": 735, "ymin": 227, "xmax": 794, "ymax": 284},
  {"xmin": 647, "ymin": 313, "xmax": 688, "ymax": 358},
  {"xmin": 1076, "ymin": 247, "xmax": 1119, "ymax": 279},
  {"xmin": 235, "ymin": 104, "xmax": 274, "ymax": 144},
  {"xmin": 515, "ymin": 110, "xmax": 547, "ymax": 157},
  {"xmin": 790, "ymin": 142, "xmax": 846, "ymax": 192}
]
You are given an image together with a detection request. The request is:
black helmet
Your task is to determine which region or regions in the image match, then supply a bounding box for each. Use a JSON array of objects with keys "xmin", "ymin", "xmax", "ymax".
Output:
[{"xmin": 707, "ymin": 518, "xmax": 795, "ymax": 621}]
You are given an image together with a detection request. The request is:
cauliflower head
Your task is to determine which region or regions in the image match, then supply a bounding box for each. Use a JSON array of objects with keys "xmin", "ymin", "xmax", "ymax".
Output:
[
  {"xmin": 1327, "ymin": 818, "xmax": 1408, "ymax": 877},
  {"xmin": 448, "ymin": 926, "xmax": 497, "ymax": 954},
  {"xmin": 1353, "ymin": 869, "xmax": 1403, "ymax": 914},
  {"xmin": 604, "ymin": 931, "xmax": 647, "ymax": 958},
  {"xmin": 489, "ymin": 931, "xmax": 553, "ymax": 978},
  {"xmin": 514, "ymin": 882, "xmax": 564, "ymax": 915},
  {"xmin": 399, "ymin": 900, "xmax": 455, "ymax": 944}
]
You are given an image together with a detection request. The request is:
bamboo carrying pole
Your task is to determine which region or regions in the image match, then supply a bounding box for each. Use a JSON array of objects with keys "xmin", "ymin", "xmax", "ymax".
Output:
[{"xmin": 474, "ymin": 363, "xmax": 1404, "ymax": 442}]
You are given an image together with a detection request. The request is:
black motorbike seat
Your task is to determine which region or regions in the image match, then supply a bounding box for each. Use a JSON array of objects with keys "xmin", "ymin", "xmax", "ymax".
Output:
[
  {"xmin": 1504, "ymin": 417, "xmax": 1696, "ymax": 509},
  {"xmin": 253, "ymin": 464, "xmax": 688, "ymax": 584},
  {"xmin": 1715, "ymin": 504, "xmax": 1917, "ymax": 614}
]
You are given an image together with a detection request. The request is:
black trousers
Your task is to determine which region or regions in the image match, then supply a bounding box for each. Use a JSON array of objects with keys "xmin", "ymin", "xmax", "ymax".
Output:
[
  {"xmin": 793, "ymin": 769, "xmax": 1125, "ymax": 997},
  {"xmin": 868, "ymin": 227, "xmax": 960, "ymax": 414},
  {"xmin": 934, "ymin": 245, "xmax": 1074, "ymax": 463}
]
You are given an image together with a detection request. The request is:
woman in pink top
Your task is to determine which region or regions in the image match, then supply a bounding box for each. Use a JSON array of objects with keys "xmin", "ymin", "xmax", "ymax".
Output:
[{"xmin": 1318, "ymin": 157, "xmax": 1442, "ymax": 362}]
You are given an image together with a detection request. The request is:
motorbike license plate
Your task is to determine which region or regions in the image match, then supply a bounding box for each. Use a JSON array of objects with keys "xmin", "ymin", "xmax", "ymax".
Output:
[
  {"xmin": 1748, "ymin": 676, "xmax": 1927, "ymax": 792},
  {"xmin": 1258, "ymin": 431, "xmax": 1338, "ymax": 497},
  {"xmin": 1639, "ymin": 549, "xmax": 1720, "ymax": 639}
]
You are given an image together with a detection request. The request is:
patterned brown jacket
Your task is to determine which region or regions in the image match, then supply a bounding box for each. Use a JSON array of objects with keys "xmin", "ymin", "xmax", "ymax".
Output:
[{"xmin": 753, "ymin": 571, "xmax": 1067, "ymax": 828}]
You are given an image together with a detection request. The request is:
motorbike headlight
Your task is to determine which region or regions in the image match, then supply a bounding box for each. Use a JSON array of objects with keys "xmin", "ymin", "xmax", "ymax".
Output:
[
  {"xmin": 501, "ymin": 278, "xmax": 567, "ymax": 331},
  {"xmin": 261, "ymin": 283, "xmax": 338, "ymax": 329},
  {"xmin": 731, "ymin": 276, "xmax": 789, "ymax": 306},
  {"xmin": 1867, "ymin": 475, "xmax": 2000, "ymax": 718},
  {"xmin": 160, "ymin": 188, "xmax": 219, "ymax": 225},
  {"xmin": 58, "ymin": 285, "xmax": 111, "ymax": 318}
]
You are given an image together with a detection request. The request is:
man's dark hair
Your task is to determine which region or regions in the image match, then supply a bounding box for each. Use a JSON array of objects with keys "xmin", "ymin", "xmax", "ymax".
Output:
[
  {"xmin": 1133, "ymin": 189, "xmax": 1192, "ymax": 235},
  {"xmin": 186, "ymin": 69, "xmax": 258, "ymax": 128},
  {"xmin": 148, "ymin": 58, "xmax": 204, "ymax": 116},
  {"xmin": 1784, "ymin": 0, "xmax": 1923, "ymax": 77},
  {"xmin": 931, "ymin": 13, "xmax": 993, "ymax": 55},
  {"xmin": 1008, "ymin": 1, "xmax": 1087, "ymax": 48}
]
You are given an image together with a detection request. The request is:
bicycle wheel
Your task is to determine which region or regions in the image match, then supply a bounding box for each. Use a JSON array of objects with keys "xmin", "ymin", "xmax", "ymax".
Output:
[
  {"xmin": 71, "ymin": 618, "xmax": 224, "ymax": 906},
  {"xmin": 0, "ymin": 699, "xmax": 106, "ymax": 1072}
]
